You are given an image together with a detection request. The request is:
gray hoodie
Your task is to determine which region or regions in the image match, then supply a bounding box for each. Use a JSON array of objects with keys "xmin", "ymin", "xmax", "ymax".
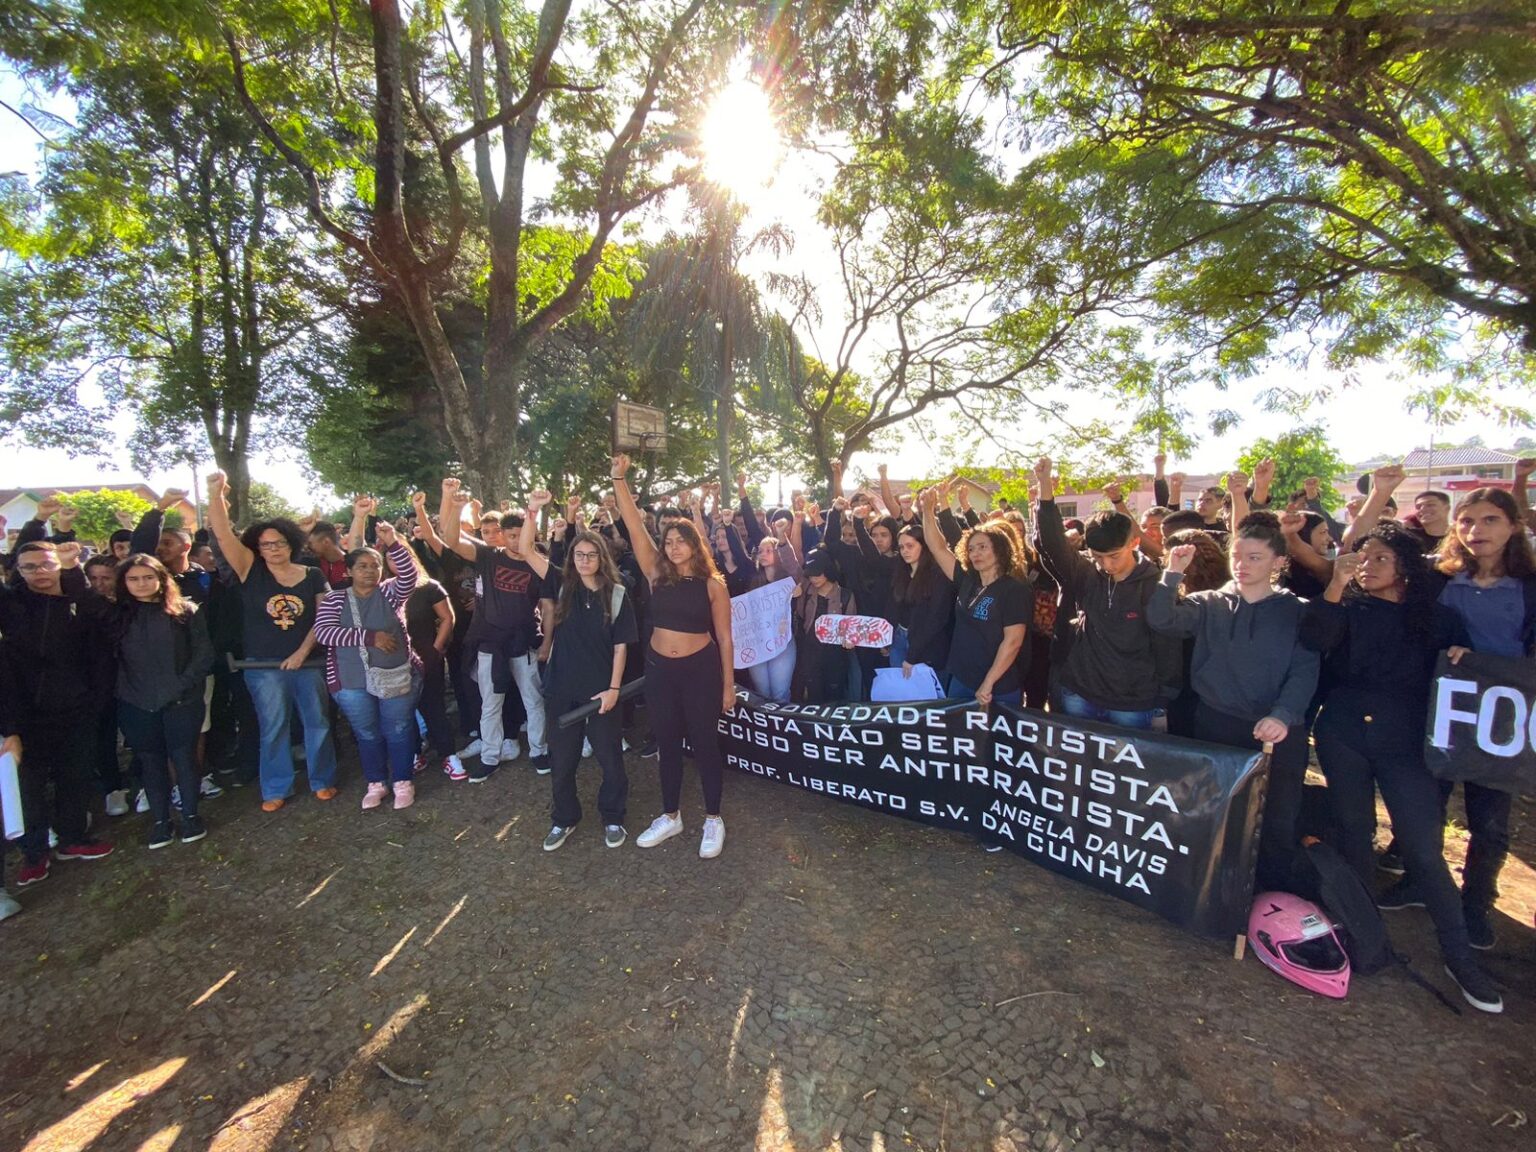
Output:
[{"xmin": 1146, "ymin": 572, "xmax": 1319, "ymax": 728}]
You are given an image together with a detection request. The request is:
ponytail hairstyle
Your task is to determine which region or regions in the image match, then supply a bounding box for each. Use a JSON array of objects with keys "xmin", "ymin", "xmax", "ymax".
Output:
[
  {"xmin": 1233, "ymin": 510, "xmax": 1287, "ymax": 557},
  {"xmin": 555, "ymin": 530, "xmax": 622, "ymax": 626}
]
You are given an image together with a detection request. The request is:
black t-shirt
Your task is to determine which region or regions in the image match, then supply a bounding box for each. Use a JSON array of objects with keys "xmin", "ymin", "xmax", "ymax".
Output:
[
  {"xmin": 240, "ymin": 561, "xmax": 329, "ymax": 661},
  {"xmin": 468, "ymin": 543, "xmax": 554, "ymax": 656},
  {"xmin": 946, "ymin": 571, "xmax": 1031, "ymax": 694},
  {"xmin": 405, "ymin": 579, "xmax": 449, "ymax": 657},
  {"xmin": 543, "ymin": 583, "xmax": 640, "ymax": 704}
]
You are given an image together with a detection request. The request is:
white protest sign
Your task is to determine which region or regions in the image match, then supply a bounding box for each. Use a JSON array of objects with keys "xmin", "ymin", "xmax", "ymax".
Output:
[{"xmin": 731, "ymin": 578, "xmax": 795, "ymax": 669}]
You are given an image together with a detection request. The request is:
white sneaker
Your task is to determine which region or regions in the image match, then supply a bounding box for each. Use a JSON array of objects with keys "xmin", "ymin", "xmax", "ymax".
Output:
[
  {"xmin": 104, "ymin": 790, "xmax": 130, "ymax": 817},
  {"xmin": 582, "ymin": 737, "xmax": 593, "ymax": 759},
  {"xmin": 635, "ymin": 813, "xmax": 684, "ymax": 849},
  {"xmin": 135, "ymin": 789, "xmax": 150, "ymax": 814},
  {"xmin": 199, "ymin": 775, "xmax": 224, "ymax": 798},
  {"xmin": 0, "ymin": 892, "xmax": 20, "ymax": 922},
  {"xmin": 622, "ymin": 737, "xmax": 631, "ymax": 752},
  {"xmin": 500, "ymin": 738, "xmax": 521, "ymax": 761},
  {"xmin": 699, "ymin": 816, "xmax": 726, "ymax": 859},
  {"xmin": 457, "ymin": 736, "xmax": 482, "ymax": 758}
]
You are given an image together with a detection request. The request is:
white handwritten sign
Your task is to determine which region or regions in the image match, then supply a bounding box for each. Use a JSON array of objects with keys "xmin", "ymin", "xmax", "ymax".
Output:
[{"xmin": 731, "ymin": 578, "xmax": 795, "ymax": 669}]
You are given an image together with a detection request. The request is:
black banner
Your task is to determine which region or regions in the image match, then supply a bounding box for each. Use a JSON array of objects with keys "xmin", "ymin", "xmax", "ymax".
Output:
[
  {"xmin": 719, "ymin": 695, "xmax": 1268, "ymax": 937},
  {"xmin": 1425, "ymin": 650, "xmax": 1536, "ymax": 794}
]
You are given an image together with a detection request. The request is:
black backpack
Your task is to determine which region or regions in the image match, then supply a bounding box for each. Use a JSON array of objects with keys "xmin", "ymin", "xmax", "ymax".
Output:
[{"xmin": 1297, "ymin": 841, "xmax": 1394, "ymax": 976}]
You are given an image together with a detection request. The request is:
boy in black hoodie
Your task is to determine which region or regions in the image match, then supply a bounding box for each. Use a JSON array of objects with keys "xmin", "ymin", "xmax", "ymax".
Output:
[
  {"xmin": 1032, "ymin": 458, "xmax": 1182, "ymax": 728},
  {"xmin": 0, "ymin": 541, "xmax": 116, "ymax": 887}
]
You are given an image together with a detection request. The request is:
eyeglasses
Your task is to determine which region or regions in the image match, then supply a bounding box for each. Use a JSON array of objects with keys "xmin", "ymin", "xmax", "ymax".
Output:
[
  {"xmin": 17, "ymin": 560, "xmax": 59, "ymax": 573},
  {"xmin": 571, "ymin": 550, "xmax": 601, "ymax": 562},
  {"xmin": 257, "ymin": 538, "xmax": 289, "ymax": 550}
]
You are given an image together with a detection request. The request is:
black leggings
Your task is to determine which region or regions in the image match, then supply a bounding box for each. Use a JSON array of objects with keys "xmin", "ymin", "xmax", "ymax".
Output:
[
  {"xmin": 646, "ymin": 643, "xmax": 725, "ymax": 816},
  {"xmin": 1313, "ymin": 707, "xmax": 1471, "ymax": 959}
]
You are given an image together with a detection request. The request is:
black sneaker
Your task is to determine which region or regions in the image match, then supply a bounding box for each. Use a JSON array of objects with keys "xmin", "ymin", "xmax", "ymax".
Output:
[
  {"xmin": 530, "ymin": 754, "xmax": 551, "ymax": 776},
  {"xmin": 639, "ymin": 739, "xmax": 659, "ymax": 759},
  {"xmin": 1377, "ymin": 881, "xmax": 1425, "ymax": 911},
  {"xmin": 468, "ymin": 759, "xmax": 499, "ymax": 784},
  {"xmin": 604, "ymin": 824, "xmax": 627, "ymax": 849},
  {"xmin": 1465, "ymin": 906, "xmax": 1496, "ymax": 951},
  {"xmin": 1444, "ymin": 954, "xmax": 1503, "ymax": 1014},
  {"xmin": 543, "ymin": 825, "xmax": 573, "ymax": 852},
  {"xmin": 148, "ymin": 822, "xmax": 175, "ymax": 850},
  {"xmin": 180, "ymin": 815, "xmax": 207, "ymax": 844},
  {"xmin": 1377, "ymin": 848, "xmax": 1405, "ymax": 875}
]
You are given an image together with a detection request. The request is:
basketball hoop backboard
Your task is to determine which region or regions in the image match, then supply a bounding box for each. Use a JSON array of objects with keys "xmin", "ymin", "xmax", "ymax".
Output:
[{"xmin": 613, "ymin": 400, "xmax": 668, "ymax": 452}]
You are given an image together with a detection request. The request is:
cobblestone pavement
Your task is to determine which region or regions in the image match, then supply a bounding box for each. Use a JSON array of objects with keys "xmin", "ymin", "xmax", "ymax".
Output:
[{"xmin": 1, "ymin": 741, "xmax": 1533, "ymax": 1152}]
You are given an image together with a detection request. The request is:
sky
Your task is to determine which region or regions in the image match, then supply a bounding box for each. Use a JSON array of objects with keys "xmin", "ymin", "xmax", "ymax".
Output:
[{"xmin": 0, "ymin": 61, "xmax": 1520, "ymax": 509}]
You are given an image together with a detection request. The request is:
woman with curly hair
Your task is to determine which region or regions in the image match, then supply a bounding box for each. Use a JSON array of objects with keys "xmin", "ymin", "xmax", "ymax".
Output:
[
  {"xmin": 1301, "ymin": 523, "xmax": 1501, "ymax": 1013},
  {"xmin": 611, "ymin": 454, "xmax": 735, "ymax": 859},
  {"xmin": 918, "ymin": 488, "xmax": 1030, "ymax": 707},
  {"xmin": 205, "ymin": 471, "xmax": 336, "ymax": 812}
]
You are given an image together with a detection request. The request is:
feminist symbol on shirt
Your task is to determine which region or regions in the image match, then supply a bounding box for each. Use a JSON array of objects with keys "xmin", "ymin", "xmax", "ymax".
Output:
[{"xmin": 267, "ymin": 594, "xmax": 305, "ymax": 630}]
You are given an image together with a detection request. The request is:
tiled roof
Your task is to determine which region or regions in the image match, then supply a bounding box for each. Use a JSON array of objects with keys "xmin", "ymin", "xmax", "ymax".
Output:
[{"xmin": 1401, "ymin": 448, "xmax": 1516, "ymax": 468}]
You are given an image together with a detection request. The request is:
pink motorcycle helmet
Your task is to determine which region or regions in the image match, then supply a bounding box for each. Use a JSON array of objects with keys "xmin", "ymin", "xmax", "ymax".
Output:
[{"xmin": 1247, "ymin": 891, "xmax": 1350, "ymax": 999}]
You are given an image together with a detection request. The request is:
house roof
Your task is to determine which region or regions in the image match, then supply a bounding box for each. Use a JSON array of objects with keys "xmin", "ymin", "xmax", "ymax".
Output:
[
  {"xmin": 0, "ymin": 483, "xmax": 161, "ymax": 503},
  {"xmin": 1401, "ymin": 448, "xmax": 1516, "ymax": 468}
]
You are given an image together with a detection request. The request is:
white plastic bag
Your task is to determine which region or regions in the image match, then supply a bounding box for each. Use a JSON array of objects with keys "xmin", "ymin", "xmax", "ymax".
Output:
[
  {"xmin": 1, "ymin": 750, "xmax": 23, "ymax": 841},
  {"xmin": 871, "ymin": 663, "xmax": 945, "ymax": 703}
]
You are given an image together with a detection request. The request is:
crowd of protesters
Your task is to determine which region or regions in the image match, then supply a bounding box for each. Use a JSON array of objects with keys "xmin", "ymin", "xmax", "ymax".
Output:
[{"xmin": 2, "ymin": 452, "xmax": 1533, "ymax": 1016}]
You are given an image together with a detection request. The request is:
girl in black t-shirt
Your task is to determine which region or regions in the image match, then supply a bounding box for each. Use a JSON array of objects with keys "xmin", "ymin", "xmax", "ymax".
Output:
[
  {"xmin": 918, "ymin": 489, "xmax": 1030, "ymax": 707},
  {"xmin": 521, "ymin": 511, "xmax": 638, "ymax": 851}
]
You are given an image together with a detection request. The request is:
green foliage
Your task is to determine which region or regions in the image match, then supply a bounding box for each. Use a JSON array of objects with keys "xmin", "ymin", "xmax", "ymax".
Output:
[
  {"xmin": 242, "ymin": 481, "xmax": 300, "ymax": 526},
  {"xmin": 979, "ymin": 0, "xmax": 1536, "ymax": 405},
  {"xmin": 1237, "ymin": 427, "xmax": 1348, "ymax": 512},
  {"xmin": 55, "ymin": 489, "xmax": 153, "ymax": 548}
]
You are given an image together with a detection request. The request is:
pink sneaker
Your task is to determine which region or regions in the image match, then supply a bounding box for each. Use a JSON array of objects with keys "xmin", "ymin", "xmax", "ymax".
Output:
[
  {"xmin": 392, "ymin": 781, "xmax": 415, "ymax": 810},
  {"xmin": 361, "ymin": 782, "xmax": 388, "ymax": 811},
  {"xmin": 412, "ymin": 754, "xmax": 429, "ymax": 776},
  {"xmin": 443, "ymin": 755, "xmax": 467, "ymax": 782}
]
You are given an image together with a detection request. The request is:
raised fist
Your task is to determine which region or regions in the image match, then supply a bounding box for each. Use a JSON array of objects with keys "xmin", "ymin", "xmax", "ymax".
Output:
[
  {"xmin": 35, "ymin": 494, "xmax": 62, "ymax": 521},
  {"xmin": 1278, "ymin": 511, "xmax": 1307, "ymax": 536},
  {"xmin": 56, "ymin": 506, "xmax": 79, "ymax": 529},
  {"xmin": 114, "ymin": 508, "xmax": 137, "ymax": 530},
  {"xmin": 54, "ymin": 541, "xmax": 81, "ymax": 569},
  {"xmin": 374, "ymin": 520, "xmax": 397, "ymax": 548},
  {"xmin": 610, "ymin": 454, "xmax": 631, "ymax": 479},
  {"xmin": 1166, "ymin": 543, "xmax": 1196, "ymax": 574},
  {"xmin": 353, "ymin": 494, "xmax": 378, "ymax": 516},
  {"xmin": 528, "ymin": 489, "xmax": 553, "ymax": 510},
  {"xmin": 410, "ymin": 491, "xmax": 427, "ymax": 511},
  {"xmin": 1253, "ymin": 459, "xmax": 1276, "ymax": 486},
  {"xmin": 158, "ymin": 488, "xmax": 187, "ymax": 511},
  {"xmin": 1224, "ymin": 470, "xmax": 1248, "ymax": 495},
  {"xmin": 1371, "ymin": 464, "xmax": 1405, "ymax": 496},
  {"xmin": 1517, "ymin": 458, "xmax": 1536, "ymax": 480},
  {"xmin": 1104, "ymin": 482, "xmax": 1124, "ymax": 504}
]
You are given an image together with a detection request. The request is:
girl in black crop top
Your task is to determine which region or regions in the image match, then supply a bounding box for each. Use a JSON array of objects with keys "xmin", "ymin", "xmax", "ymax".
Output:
[
  {"xmin": 649, "ymin": 577, "xmax": 714, "ymax": 634},
  {"xmin": 611, "ymin": 455, "xmax": 736, "ymax": 860}
]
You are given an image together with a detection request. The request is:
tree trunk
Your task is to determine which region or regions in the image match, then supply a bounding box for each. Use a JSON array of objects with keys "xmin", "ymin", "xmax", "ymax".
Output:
[{"xmin": 715, "ymin": 312, "xmax": 735, "ymax": 495}]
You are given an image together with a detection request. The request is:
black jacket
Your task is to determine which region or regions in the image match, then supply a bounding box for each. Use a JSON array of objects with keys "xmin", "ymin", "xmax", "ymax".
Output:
[
  {"xmin": 0, "ymin": 566, "xmax": 115, "ymax": 729},
  {"xmin": 1035, "ymin": 498, "xmax": 1184, "ymax": 710}
]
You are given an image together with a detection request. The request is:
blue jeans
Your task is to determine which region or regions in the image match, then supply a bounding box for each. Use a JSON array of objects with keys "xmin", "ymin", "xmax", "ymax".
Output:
[
  {"xmin": 888, "ymin": 625, "xmax": 909, "ymax": 668},
  {"xmin": 747, "ymin": 643, "xmax": 796, "ymax": 702},
  {"xmin": 1057, "ymin": 687, "xmax": 1157, "ymax": 730},
  {"xmin": 245, "ymin": 667, "xmax": 337, "ymax": 801},
  {"xmin": 946, "ymin": 674, "xmax": 1022, "ymax": 709},
  {"xmin": 335, "ymin": 680, "xmax": 421, "ymax": 786}
]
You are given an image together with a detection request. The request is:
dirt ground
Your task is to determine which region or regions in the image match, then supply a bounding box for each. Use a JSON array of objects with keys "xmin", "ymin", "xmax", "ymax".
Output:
[{"xmin": 1, "ymin": 726, "xmax": 1534, "ymax": 1152}]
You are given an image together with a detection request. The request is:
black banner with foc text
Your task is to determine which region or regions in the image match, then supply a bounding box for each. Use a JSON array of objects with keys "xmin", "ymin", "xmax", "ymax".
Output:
[
  {"xmin": 1425, "ymin": 650, "xmax": 1536, "ymax": 794},
  {"xmin": 719, "ymin": 695, "xmax": 1268, "ymax": 937}
]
